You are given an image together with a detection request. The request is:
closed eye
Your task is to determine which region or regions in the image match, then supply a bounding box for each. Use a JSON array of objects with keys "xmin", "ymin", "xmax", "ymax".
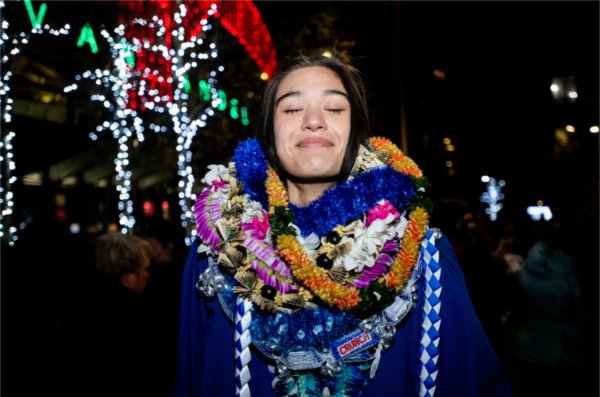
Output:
[
  {"xmin": 327, "ymin": 108, "xmax": 345, "ymax": 114},
  {"xmin": 283, "ymin": 109, "xmax": 302, "ymax": 114}
]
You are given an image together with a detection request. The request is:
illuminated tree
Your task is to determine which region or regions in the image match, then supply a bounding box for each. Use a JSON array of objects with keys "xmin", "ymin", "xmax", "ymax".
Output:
[
  {"xmin": 117, "ymin": 0, "xmax": 226, "ymax": 242},
  {"xmin": 65, "ymin": 25, "xmax": 147, "ymax": 233},
  {"xmin": 4, "ymin": 0, "xmax": 277, "ymax": 242},
  {"xmin": 0, "ymin": 0, "xmax": 70, "ymax": 245},
  {"xmin": 116, "ymin": 0, "xmax": 276, "ymax": 242}
]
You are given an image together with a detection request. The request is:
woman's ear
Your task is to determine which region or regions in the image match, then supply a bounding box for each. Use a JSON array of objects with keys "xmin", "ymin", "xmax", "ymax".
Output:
[{"xmin": 120, "ymin": 272, "xmax": 137, "ymax": 290}]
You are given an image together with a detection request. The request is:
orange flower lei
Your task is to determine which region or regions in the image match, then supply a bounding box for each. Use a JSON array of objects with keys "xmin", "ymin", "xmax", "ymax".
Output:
[{"xmin": 267, "ymin": 136, "xmax": 430, "ymax": 311}]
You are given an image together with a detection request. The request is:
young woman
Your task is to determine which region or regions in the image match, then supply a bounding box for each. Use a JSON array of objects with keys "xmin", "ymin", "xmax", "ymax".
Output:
[{"xmin": 175, "ymin": 50, "xmax": 513, "ymax": 397}]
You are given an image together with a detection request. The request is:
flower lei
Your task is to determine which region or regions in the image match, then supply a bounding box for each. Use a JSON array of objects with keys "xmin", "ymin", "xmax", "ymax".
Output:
[
  {"xmin": 194, "ymin": 136, "xmax": 431, "ymax": 317},
  {"xmin": 195, "ymin": 163, "xmax": 315, "ymax": 314},
  {"xmin": 268, "ymin": 137, "xmax": 430, "ymax": 315}
]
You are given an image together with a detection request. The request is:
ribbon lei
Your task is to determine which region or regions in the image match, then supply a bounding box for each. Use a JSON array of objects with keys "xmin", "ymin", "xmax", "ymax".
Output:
[
  {"xmin": 235, "ymin": 297, "xmax": 253, "ymax": 397},
  {"xmin": 418, "ymin": 228, "xmax": 442, "ymax": 397}
]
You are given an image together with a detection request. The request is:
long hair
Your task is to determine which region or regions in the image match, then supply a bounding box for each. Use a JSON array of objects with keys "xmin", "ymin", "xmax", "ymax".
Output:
[{"xmin": 256, "ymin": 49, "xmax": 373, "ymax": 183}]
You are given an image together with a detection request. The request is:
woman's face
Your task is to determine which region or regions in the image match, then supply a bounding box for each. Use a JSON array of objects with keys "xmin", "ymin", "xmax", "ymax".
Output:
[{"xmin": 274, "ymin": 66, "xmax": 351, "ymax": 182}]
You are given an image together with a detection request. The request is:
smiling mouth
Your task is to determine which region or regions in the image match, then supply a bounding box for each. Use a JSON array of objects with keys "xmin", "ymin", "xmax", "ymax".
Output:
[{"xmin": 296, "ymin": 137, "xmax": 334, "ymax": 148}]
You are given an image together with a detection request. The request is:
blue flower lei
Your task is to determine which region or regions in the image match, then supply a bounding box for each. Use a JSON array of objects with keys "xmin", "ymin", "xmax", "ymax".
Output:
[{"xmin": 231, "ymin": 138, "xmax": 417, "ymax": 238}]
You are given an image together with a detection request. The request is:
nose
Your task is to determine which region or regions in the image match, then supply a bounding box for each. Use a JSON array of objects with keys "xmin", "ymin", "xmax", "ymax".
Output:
[{"xmin": 302, "ymin": 107, "xmax": 326, "ymax": 132}]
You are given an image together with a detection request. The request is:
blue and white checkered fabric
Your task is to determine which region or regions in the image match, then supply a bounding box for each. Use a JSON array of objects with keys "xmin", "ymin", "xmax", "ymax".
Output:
[{"xmin": 418, "ymin": 229, "xmax": 442, "ymax": 397}]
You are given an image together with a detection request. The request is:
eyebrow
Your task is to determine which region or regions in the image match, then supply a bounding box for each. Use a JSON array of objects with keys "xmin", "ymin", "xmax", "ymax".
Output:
[{"xmin": 275, "ymin": 89, "xmax": 349, "ymax": 107}]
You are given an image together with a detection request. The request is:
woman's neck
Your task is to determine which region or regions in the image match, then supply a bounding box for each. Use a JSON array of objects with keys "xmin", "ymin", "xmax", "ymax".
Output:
[{"xmin": 286, "ymin": 180, "xmax": 336, "ymax": 206}]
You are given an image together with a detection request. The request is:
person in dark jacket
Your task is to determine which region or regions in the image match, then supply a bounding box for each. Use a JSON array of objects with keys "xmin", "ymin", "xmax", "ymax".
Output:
[
  {"xmin": 66, "ymin": 232, "xmax": 155, "ymax": 396},
  {"xmin": 507, "ymin": 220, "xmax": 587, "ymax": 396}
]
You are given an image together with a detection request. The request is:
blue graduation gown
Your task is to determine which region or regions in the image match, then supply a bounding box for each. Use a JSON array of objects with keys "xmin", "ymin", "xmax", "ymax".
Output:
[{"xmin": 174, "ymin": 234, "xmax": 513, "ymax": 396}]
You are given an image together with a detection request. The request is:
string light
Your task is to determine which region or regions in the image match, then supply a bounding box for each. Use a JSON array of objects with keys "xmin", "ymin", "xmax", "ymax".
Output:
[
  {"xmin": 3, "ymin": 0, "xmax": 276, "ymax": 245},
  {"xmin": 0, "ymin": 0, "xmax": 70, "ymax": 245},
  {"xmin": 66, "ymin": 25, "xmax": 145, "ymax": 234},
  {"xmin": 480, "ymin": 175, "xmax": 506, "ymax": 221},
  {"xmin": 118, "ymin": 1, "xmax": 226, "ymax": 244}
]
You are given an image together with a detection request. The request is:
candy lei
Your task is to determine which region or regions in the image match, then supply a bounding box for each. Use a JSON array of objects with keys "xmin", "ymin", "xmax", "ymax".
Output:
[
  {"xmin": 267, "ymin": 137, "xmax": 430, "ymax": 312},
  {"xmin": 195, "ymin": 136, "xmax": 430, "ymax": 315}
]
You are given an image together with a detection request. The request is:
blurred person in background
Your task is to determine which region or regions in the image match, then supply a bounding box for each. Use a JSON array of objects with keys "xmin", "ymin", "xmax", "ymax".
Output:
[
  {"xmin": 58, "ymin": 231, "xmax": 156, "ymax": 396},
  {"xmin": 505, "ymin": 218, "xmax": 588, "ymax": 396},
  {"xmin": 94, "ymin": 231, "xmax": 152, "ymax": 293},
  {"xmin": 430, "ymin": 199, "xmax": 512, "ymax": 363}
]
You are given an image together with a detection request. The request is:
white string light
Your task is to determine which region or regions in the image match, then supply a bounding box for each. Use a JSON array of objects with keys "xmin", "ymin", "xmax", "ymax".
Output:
[
  {"xmin": 480, "ymin": 175, "xmax": 506, "ymax": 222},
  {"xmin": 4, "ymin": 1, "xmax": 234, "ymax": 242},
  {"xmin": 125, "ymin": 3, "xmax": 223, "ymax": 245},
  {"xmin": 65, "ymin": 25, "xmax": 146, "ymax": 234},
  {"xmin": 0, "ymin": 0, "xmax": 70, "ymax": 245}
]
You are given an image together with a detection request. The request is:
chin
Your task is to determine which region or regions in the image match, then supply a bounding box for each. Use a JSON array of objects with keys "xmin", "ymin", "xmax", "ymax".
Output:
[
  {"xmin": 288, "ymin": 169, "xmax": 340, "ymax": 183},
  {"xmin": 306, "ymin": 157, "xmax": 342, "ymax": 174},
  {"xmin": 281, "ymin": 154, "xmax": 344, "ymax": 182}
]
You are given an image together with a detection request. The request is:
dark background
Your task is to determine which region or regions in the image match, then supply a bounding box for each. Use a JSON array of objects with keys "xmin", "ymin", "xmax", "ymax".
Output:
[
  {"xmin": 258, "ymin": 1, "xmax": 599, "ymax": 214},
  {"xmin": 1, "ymin": 1, "xmax": 598, "ymax": 396}
]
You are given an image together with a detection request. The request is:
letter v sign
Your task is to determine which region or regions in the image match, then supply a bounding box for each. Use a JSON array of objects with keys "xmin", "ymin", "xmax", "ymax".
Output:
[{"xmin": 23, "ymin": 0, "xmax": 47, "ymax": 29}]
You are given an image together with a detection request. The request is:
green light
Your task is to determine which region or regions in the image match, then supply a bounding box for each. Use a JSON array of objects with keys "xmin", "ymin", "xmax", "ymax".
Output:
[
  {"xmin": 117, "ymin": 39, "xmax": 135, "ymax": 67},
  {"xmin": 24, "ymin": 0, "xmax": 47, "ymax": 29},
  {"xmin": 183, "ymin": 74, "xmax": 191, "ymax": 93},
  {"xmin": 199, "ymin": 80, "xmax": 210, "ymax": 101},
  {"xmin": 77, "ymin": 22, "xmax": 99, "ymax": 54},
  {"xmin": 230, "ymin": 98, "xmax": 239, "ymax": 119},
  {"xmin": 197, "ymin": 81, "xmax": 248, "ymax": 125},
  {"xmin": 217, "ymin": 90, "xmax": 227, "ymax": 111},
  {"xmin": 241, "ymin": 106, "xmax": 249, "ymax": 126}
]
